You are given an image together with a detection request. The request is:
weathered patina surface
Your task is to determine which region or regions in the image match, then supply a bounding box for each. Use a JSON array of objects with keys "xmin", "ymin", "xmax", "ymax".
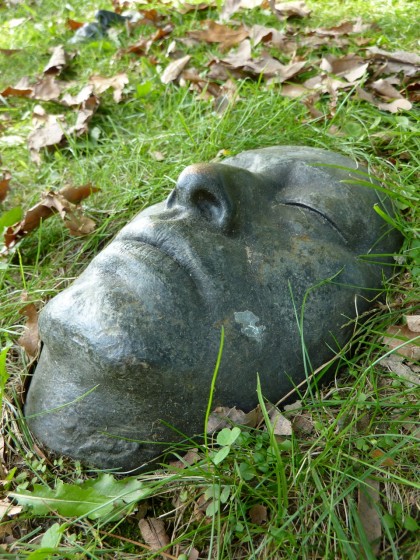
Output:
[{"xmin": 25, "ymin": 146, "xmax": 401, "ymax": 470}]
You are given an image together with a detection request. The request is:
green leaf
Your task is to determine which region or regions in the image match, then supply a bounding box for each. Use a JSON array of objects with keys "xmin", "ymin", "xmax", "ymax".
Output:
[
  {"xmin": 212, "ymin": 446, "xmax": 231, "ymax": 465},
  {"xmin": 238, "ymin": 461, "xmax": 255, "ymax": 481},
  {"xmin": 206, "ymin": 500, "xmax": 219, "ymax": 517},
  {"xmin": 10, "ymin": 473, "xmax": 149, "ymax": 520},
  {"xmin": 0, "ymin": 207, "xmax": 22, "ymax": 231},
  {"xmin": 403, "ymin": 515, "xmax": 418, "ymax": 532},
  {"xmin": 41, "ymin": 522, "xmax": 63, "ymax": 548},
  {"xmin": 217, "ymin": 427, "xmax": 241, "ymax": 447}
]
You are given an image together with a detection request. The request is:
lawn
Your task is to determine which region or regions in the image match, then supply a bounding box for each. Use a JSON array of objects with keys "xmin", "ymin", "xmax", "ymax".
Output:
[{"xmin": 0, "ymin": 0, "xmax": 419, "ymax": 558}]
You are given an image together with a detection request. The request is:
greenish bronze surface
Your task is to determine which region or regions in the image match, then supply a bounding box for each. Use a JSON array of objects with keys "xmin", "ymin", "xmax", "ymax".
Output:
[{"xmin": 25, "ymin": 146, "xmax": 401, "ymax": 471}]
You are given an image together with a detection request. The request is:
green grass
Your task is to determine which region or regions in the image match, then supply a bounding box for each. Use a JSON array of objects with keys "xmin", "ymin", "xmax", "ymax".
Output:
[{"xmin": 1, "ymin": 0, "xmax": 419, "ymax": 558}]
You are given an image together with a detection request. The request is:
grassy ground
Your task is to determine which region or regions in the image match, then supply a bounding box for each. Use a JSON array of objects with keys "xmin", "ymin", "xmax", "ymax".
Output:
[{"xmin": 0, "ymin": 0, "xmax": 419, "ymax": 558}]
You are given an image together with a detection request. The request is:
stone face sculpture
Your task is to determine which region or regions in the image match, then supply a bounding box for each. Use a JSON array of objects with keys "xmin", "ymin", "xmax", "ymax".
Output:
[{"xmin": 25, "ymin": 146, "xmax": 401, "ymax": 471}]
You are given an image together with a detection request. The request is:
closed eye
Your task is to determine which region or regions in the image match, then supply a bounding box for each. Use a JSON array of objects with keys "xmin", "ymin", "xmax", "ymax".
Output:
[{"xmin": 282, "ymin": 201, "xmax": 348, "ymax": 244}]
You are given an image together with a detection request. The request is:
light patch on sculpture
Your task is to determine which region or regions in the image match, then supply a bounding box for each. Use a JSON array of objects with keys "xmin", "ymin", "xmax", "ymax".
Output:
[{"xmin": 234, "ymin": 310, "xmax": 266, "ymax": 341}]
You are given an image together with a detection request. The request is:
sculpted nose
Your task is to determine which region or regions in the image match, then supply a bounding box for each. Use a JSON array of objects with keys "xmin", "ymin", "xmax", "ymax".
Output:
[{"xmin": 168, "ymin": 163, "xmax": 237, "ymax": 232}]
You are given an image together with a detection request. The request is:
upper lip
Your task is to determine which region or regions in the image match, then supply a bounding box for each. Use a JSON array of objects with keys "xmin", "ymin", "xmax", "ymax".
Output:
[{"xmin": 116, "ymin": 224, "xmax": 216, "ymax": 299}]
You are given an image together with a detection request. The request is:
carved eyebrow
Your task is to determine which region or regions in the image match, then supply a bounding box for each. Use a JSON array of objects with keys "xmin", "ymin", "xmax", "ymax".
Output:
[{"xmin": 282, "ymin": 201, "xmax": 348, "ymax": 244}]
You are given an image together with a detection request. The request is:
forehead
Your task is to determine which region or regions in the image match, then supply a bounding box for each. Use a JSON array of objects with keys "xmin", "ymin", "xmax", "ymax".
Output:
[{"xmin": 222, "ymin": 146, "xmax": 389, "ymax": 253}]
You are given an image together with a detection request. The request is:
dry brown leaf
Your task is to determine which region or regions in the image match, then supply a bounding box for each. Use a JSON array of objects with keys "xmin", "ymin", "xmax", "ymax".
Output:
[
  {"xmin": 221, "ymin": 0, "xmax": 264, "ymax": 20},
  {"xmin": 139, "ymin": 518, "xmax": 170, "ymax": 552},
  {"xmin": 316, "ymin": 18, "xmax": 371, "ymax": 36},
  {"xmin": 0, "ymin": 170, "xmax": 11, "ymax": 202},
  {"xmin": 161, "ymin": 55, "xmax": 191, "ymax": 84},
  {"xmin": 320, "ymin": 54, "xmax": 368, "ymax": 82},
  {"xmin": 302, "ymin": 93, "xmax": 323, "ymax": 118},
  {"xmin": 367, "ymin": 47, "xmax": 420, "ymax": 77},
  {"xmin": 292, "ymin": 414, "xmax": 314, "ymax": 434},
  {"xmin": 43, "ymin": 45, "xmax": 69, "ymax": 75},
  {"xmin": 28, "ymin": 114, "xmax": 66, "ymax": 163},
  {"xmin": 4, "ymin": 185, "xmax": 98, "ymax": 249},
  {"xmin": 68, "ymin": 94, "xmax": 100, "ymax": 135},
  {"xmin": 280, "ymin": 83, "xmax": 309, "ymax": 98},
  {"xmin": 249, "ymin": 24, "xmax": 286, "ymax": 48},
  {"xmin": 0, "ymin": 499, "xmax": 22, "ymax": 519},
  {"xmin": 406, "ymin": 315, "xmax": 420, "ymax": 333},
  {"xmin": 61, "ymin": 85, "xmax": 94, "ymax": 107},
  {"xmin": 249, "ymin": 504, "xmax": 268, "ymax": 525},
  {"xmin": 268, "ymin": 406, "xmax": 293, "ymax": 435},
  {"xmin": 371, "ymin": 78, "xmax": 403, "ymax": 100},
  {"xmin": 356, "ymin": 87, "xmax": 412, "ymax": 113},
  {"xmin": 31, "ymin": 75, "xmax": 63, "ymax": 101},
  {"xmin": 271, "ymin": 1, "xmax": 311, "ymax": 19},
  {"xmin": 169, "ymin": 448, "xmax": 200, "ymax": 469},
  {"xmin": 1, "ymin": 76, "xmax": 33, "ymax": 98},
  {"xmin": 380, "ymin": 355, "xmax": 418, "ymax": 387},
  {"xmin": 382, "ymin": 324, "xmax": 420, "ymax": 360},
  {"xmin": 370, "ymin": 449, "xmax": 395, "ymax": 467},
  {"xmin": 66, "ymin": 19, "xmax": 84, "ymax": 31},
  {"xmin": 0, "ymin": 48, "xmax": 22, "ymax": 56},
  {"xmin": 59, "ymin": 183, "xmax": 100, "ymax": 204},
  {"xmin": 357, "ymin": 478, "xmax": 381, "ymax": 556},
  {"xmin": 64, "ymin": 214, "xmax": 96, "ymax": 237},
  {"xmin": 18, "ymin": 302, "xmax": 40, "ymax": 358},
  {"xmin": 188, "ymin": 21, "xmax": 249, "ymax": 50},
  {"xmin": 89, "ymin": 73, "xmax": 129, "ymax": 103}
]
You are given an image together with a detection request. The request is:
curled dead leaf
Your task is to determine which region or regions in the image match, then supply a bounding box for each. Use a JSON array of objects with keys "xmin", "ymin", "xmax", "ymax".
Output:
[
  {"xmin": 0, "ymin": 170, "xmax": 11, "ymax": 202},
  {"xmin": 59, "ymin": 183, "xmax": 100, "ymax": 204},
  {"xmin": 31, "ymin": 75, "xmax": 63, "ymax": 101},
  {"xmin": 188, "ymin": 21, "xmax": 249, "ymax": 50},
  {"xmin": 1, "ymin": 76, "xmax": 33, "ymax": 98},
  {"xmin": 161, "ymin": 55, "xmax": 191, "ymax": 84},
  {"xmin": 268, "ymin": 405, "xmax": 293, "ymax": 436},
  {"xmin": 382, "ymin": 324, "xmax": 420, "ymax": 360},
  {"xmin": 43, "ymin": 45, "xmax": 70, "ymax": 75},
  {"xmin": 271, "ymin": 1, "xmax": 311, "ymax": 20},
  {"xmin": 18, "ymin": 301, "xmax": 40, "ymax": 358},
  {"xmin": 406, "ymin": 315, "xmax": 420, "ymax": 333},
  {"xmin": 357, "ymin": 87, "xmax": 412, "ymax": 113},
  {"xmin": 207, "ymin": 405, "xmax": 262, "ymax": 433},
  {"xmin": 357, "ymin": 478, "xmax": 381, "ymax": 556},
  {"xmin": 139, "ymin": 518, "xmax": 170, "ymax": 552},
  {"xmin": 89, "ymin": 73, "xmax": 129, "ymax": 103},
  {"xmin": 371, "ymin": 78, "xmax": 403, "ymax": 100},
  {"xmin": 61, "ymin": 85, "xmax": 94, "ymax": 107},
  {"xmin": 249, "ymin": 504, "xmax": 268, "ymax": 525},
  {"xmin": 0, "ymin": 499, "xmax": 22, "ymax": 519}
]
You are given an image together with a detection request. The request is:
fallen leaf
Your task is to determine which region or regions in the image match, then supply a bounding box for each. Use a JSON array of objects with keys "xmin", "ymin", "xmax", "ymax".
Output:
[
  {"xmin": 292, "ymin": 414, "xmax": 314, "ymax": 434},
  {"xmin": 320, "ymin": 54, "xmax": 368, "ymax": 82},
  {"xmin": 316, "ymin": 18, "xmax": 371, "ymax": 36},
  {"xmin": 357, "ymin": 478, "xmax": 381, "ymax": 556},
  {"xmin": 139, "ymin": 518, "xmax": 170, "ymax": 552},
  {"xmin": 367, "ymin": 47, "xmax": 420, "ymax": 77},
  {"xmin": 169, "ymin": 448, "xmax": 200, "ymax": 469},
  {"xmin": 370, "ymin": 449, "xmax": 395, "ymax": 467},
  {"xmin": 43, "ymin": 45, "xmax": 69, "ymax": 75},
  {"xmin": 0, "ymin": 171, "xmax": 11, "ymax": 202},
  {"xmin": 59, "ymin": 183, "xmax": 100, "ymax": 204},
  {"xmin": 249, "ymin": 504, "xmax": 268, "ymax": 524},
  {"xmin": 221, "ymin": 0, "xmax": 264, "ymax": 20},
  {"xmin": 271, "ymin": 1, "xmax": 311, "ymax": 19},
  {"xmin": 161, "ymin": 55, "xmax": 191, "ymax": 84},
  {"xmin": 64, "ymin": 214, "xmax": 96, "ymax": 237},
  {"xmin": 371, "ymin": 78, "xmax": 403, "ymax": 100},
  {"xmin": 27, "ymin": 109, "xmax": 66, "ymax": 164},
  {"xmin": 0, "ymin": 135, "xmax": 25, "ymax": 147},
  {"xmin": 0, "ymin": 48, "xmax": 22, "ymax": 56},
  {"xmin": 61, "ymin": 85, "xmax": 94, "ymax": 107},
  {"xmin": 280, "ymin": 83, "xmax": 310, "ymax": 97},
  {"xmin": 18, "ymin": 301, "xmax": 40, "ymax": 358},
  {"xmin": 406, "ymin": 315, "xmax": 420, "ymax": 333},
  {"xmin": 151, "ymin": 151, "xmax": 165, "ymax": 161},
  {"xmin": 66, "ymin": 19, "xmax": 84, "ymax": 31},
  {"xmin": 357, "ymin": 87, "xmax": 412, "ymax": 113},
  {"xmin": 188, "ymin": 21, "xmax": 249, "ymax": 50},
  {"xmin": 67, "ymin": 94, "xmax": 100, "ymax": 135},
  {"xmin": 380, "ymin": 355, "xmax": 418, "ymax": 387},
  {"xmin": 268, "ymin": 406, "xmax": 293, "ymax": 436},
  {"xmin": 249, "ymin": 24, "xmax": 286, "ymax": 49},
  {"xmin": 4, "ymin": 185, "xmax": 98, "ymax": 249},
  {"xmin": 89, "ymin": 73, "xmax": 129, "ymax": 103},
  {"xmin": 1, "ymin": 76, "xmax": 33, "ymax": 98},
  {"xmin": 207, "ymin": 405, "xmax": 262, "ymax": 433},
  {"xmin": 31, "ymin": 75, "xmax": 63, "ymax": 101},
  {"xmin": 382, "ymin": 324, "xmax": 420, "ymax": 360},
  {"xmin": 0, "ymin": 499, "xmax": 22, "ymax": 519}
]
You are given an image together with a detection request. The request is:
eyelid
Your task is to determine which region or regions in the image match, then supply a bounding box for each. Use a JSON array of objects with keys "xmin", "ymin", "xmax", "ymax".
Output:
[{"xmin": 282, "ymin": 201, "xmax": 348, "ymax": 244}]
